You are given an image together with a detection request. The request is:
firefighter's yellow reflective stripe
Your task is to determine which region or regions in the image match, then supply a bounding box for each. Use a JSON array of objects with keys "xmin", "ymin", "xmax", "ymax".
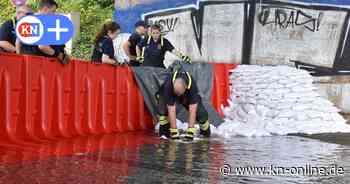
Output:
[
  {"xmin": 186, "ymin": 72, "xmax": 192, "ymax": 89},
  {"xmin": 200, "ymin": 120, "xmax": 210, "ymax": 131},
  {"xmin": 159, "ymin": 115, "xmax": 168, "ymax": 125},
  {"xmin": 141, "ymin": 47, "xmax": 146, "ymax": 58}
]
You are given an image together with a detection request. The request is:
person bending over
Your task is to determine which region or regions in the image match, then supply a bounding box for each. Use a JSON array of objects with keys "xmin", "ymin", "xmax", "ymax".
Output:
[{"xmin": 156, "ymin": 70, "xmax": 211, "ymax": 140}]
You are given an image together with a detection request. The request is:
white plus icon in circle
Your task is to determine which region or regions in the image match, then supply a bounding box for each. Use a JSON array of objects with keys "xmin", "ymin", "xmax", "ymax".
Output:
[{"xmin": 47, "ymin": 19, "xmax": 68, "ymax": 41}]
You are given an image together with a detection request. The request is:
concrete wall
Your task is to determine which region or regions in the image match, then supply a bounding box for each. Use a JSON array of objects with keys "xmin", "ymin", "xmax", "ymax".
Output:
[
  {"xmin": 115, "ymin": 0, "xmax": 350, "ymax": 113},
  {"xmin": 314, "ymin": 76, "xmax": 350, "ymax": 114},
  {"xmin": 115, "ymin": 0, "xmax": 350, "ymax": 67},
  {"xmin": 142, "ymin": 2, "xmax": 245, "ymax": 65},
  {"xmin": 251, "ymin": 5, "xmax": 346, "ymax": 67}
]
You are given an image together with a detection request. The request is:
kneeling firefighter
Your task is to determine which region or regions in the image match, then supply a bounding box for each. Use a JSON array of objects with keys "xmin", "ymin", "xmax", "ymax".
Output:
[{"xmin": 156, "ymin": 69, "xmax": 211, "ymax": 140}]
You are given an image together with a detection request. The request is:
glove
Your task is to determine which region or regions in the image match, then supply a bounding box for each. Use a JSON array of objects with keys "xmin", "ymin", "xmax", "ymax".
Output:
[
  {"xmin": 58, "ymin": 52, "xmax": 70, "ymax": 65},
  {"xmin": 111, "ymin": 62, "xmax": 120, "ymax": 67},
  {"xmin": 185, "ymin": 127, "xmax": 196, "ymax": 141},
  {"xmin": 170, "ymin": 128, "xmax": 180, "ymax": 139},
  {"xmin": 199, "ymin": 120, "xmax": 211, "ymax": 138},
  {"xmin": 181, "ymin": 55, "xmax": 191, "ymax": 64},
  {"xmin": 136, "ymin": 56, "xmax": 144, "ymax": 64},
  {"xmin": 155, "ymin": 92, "xmax": 160, "ymax": 102}
]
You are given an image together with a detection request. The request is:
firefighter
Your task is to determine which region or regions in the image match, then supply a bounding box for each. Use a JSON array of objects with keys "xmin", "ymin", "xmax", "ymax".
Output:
[
  {"xmin": 19, "ymin": 0, "xmax": 69, "ymax": 65},
  {"xmin": 0, "ymin": 5, "xmax": 32, "ymax": 53},
  {"xmin": 156, "ymin": 70, "xmax": 211, "ymax": 140},
  {"xmin": 91, "ymin": 21, "xmax": 121, "ymax": 64},
  {"xmin": 123, "ymin": 21, "xmax": 147, "ymax": 66},
  {"xmin": 136, "ymin": 24, "xmax": 191, "ymax": 68}
]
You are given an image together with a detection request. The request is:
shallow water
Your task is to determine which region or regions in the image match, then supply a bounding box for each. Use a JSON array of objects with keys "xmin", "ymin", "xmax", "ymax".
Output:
[{"xmin": 0, "ymin": 132, "xmax": 350, "ymax": 184}]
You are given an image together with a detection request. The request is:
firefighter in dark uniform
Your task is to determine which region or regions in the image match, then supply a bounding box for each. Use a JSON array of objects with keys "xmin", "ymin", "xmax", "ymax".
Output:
[
  {"xmin": 91, "ymin": 21, "xmax": 120, "ymax": 64},
  {"xmin": 123, "ymin": 21, "xmax": 147, "ymax": 66},
  {"xmin": 136, "ymin": 24, "xmax": 191, "ymax": 68},
  {"xmin": 18, "ymin": 0, "xmax": 69, "ymax": 64},
  {"xmin": 0, "ymin": 5, "xmax": 32, "ymax": 53},
  {"xmin": 156, "ymin": 70, "xmax": 211, "ymax": 140}
]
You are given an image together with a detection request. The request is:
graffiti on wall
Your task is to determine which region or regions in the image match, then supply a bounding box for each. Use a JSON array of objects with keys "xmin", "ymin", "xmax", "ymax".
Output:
[
  {"xmin": 115, "ymin": 0, "xmax": 197, "ymax": 33},
  {"xmin": 252, "ymin": 3, "xmax": 347, "ymax": 68},
  {"xmin": 115, "ymin": 0, "xmax": 350, "ymax": 75},
  {"xmin": 142, "ymin": 2, "xmax": 245, "ymax": 64},
  {"xmin": 148, "ymin": 17, "xmax": 180, "ymax": 34},
  {"xmin": 257, "ymin": 6, "xmax": 324, "ymax": 32}
]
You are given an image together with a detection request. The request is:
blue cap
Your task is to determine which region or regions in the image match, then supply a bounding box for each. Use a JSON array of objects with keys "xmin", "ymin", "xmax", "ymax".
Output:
[{"xmin": 135, "ymin": 21, "xmax": 147, "ymax": 28}]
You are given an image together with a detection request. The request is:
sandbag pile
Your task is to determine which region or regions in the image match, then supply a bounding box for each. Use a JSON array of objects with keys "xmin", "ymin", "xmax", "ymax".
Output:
[{"xmin": 216, "ymin": 65, "xmax": 350, "ymax": 137}]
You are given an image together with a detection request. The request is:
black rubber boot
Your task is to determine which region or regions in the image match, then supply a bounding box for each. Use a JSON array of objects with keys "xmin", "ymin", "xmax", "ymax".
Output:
[
  {"xmin": 159, "ymin": 123, "xmax": 170, "ymax": 138},
  {"xmin": 200, "ymin": 127, "xmax": 211, "ymax": 137},
  {"xmin": 158, "ymin": 115, "xmax": 170, "ymax": 138}
]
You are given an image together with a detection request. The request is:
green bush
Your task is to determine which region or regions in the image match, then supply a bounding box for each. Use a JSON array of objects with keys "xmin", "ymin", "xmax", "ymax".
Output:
[
  {"xmin": 0, "ymin": 0, "xmax": 15, "ymax": 22},
  {"xmin": 0, "ymin": 0, "xmax": 115, "ymax": 60}
]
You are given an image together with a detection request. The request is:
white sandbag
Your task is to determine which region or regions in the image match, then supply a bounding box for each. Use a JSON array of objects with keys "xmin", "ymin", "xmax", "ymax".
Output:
[{"xmin": 213, "ymin": 65, "xmax": 350, "ymax": 138}]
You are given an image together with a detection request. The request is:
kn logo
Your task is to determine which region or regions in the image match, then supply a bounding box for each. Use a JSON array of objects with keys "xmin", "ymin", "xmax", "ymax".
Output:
[
  {"xmin": 18, "ymin": 23, "xmax": 41, "ymax": 37},
  {"xmin": 16, "ymin": 15, "xmax": 43, "ymax": 44},
  {"xmin": 16, "ymin": 14, "xmax": 74, "ymax": 45}
]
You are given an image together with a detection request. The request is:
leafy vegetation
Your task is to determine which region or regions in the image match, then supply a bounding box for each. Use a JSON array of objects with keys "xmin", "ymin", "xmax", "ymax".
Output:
[
  {"xmin": 0, "ymin": 0, "xmax": 115, "ymax": 60},
  {"xmin": 0, "ymin": 0, "xmax": 15, "ymax": 22}
]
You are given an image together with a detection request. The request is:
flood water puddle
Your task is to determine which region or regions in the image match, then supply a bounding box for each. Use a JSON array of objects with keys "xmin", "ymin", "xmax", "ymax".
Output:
[{"xmin": 0, "ymin": 132, "xmax": 349, "ymax": 184}]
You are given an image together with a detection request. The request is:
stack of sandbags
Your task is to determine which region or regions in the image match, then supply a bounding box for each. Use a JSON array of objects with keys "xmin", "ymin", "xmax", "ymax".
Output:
[{"xmin": 215, "ymin": 65, "xmax": 350, "ymax": 137}]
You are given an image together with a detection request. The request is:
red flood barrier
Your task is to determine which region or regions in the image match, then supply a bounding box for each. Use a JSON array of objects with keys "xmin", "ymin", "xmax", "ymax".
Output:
[
  {"xmin": 212, "ymin": 63, "xmax": 237, "ymax": 117},
  {"xmin": 0, "ymin": 131, "xmax": 159, "ymax": 164},
  {"xmin": 0, "ymin": 53, "xmax": 236, "ymax": 150}
]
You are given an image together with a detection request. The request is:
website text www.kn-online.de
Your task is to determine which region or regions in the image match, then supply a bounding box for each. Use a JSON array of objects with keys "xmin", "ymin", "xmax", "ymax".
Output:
[{"xmin": 220, "ymin": 164, "xmax": 345, "ymax": 176}]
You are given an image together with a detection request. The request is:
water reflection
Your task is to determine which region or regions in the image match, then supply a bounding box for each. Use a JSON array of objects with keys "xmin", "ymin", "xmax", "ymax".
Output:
[
  {"xmin": 219, "ymin": 136, "xmax": 350, "ymax": 184},
  {"xmin": 125, "ymin": 139, "xmax": 224, "ymax": 184},
  {"xmin": 0, "ymin": 133, "xmax": 350, "ymax": 184}
]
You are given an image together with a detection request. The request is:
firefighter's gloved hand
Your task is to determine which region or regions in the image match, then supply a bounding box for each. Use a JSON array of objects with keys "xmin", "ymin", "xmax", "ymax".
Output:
[
  {"xmin": 199, "ymin": 120, "xmax": 211, "ymax": 138},
  {"xmin": 181, "ymin": 55, "xmax": 191, "ymax": 64},
  {"xmin": 136, "ymin": 56, "xmax": 144, "ymax": 64},
  {"xmin": 111, "ymin": 62, "xmax": 119, "ymax": 67},
  {"xmin": 185, "ymin": 127, "xmax": 196, "ymax": 141},
  {"xmin": 170, "ymin": 128, "xmax": 180, "ymax": 139},
  {"xmin": 58, "ymin": 52, "xmax": 70, "ymax": 65}
]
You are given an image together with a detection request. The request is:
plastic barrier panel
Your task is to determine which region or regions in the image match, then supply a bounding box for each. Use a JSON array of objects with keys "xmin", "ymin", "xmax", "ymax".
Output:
[
  {"xmin": 0, "ymin": 53, "xmax": 235, "ymax": 151},
  {"xmin": 0, "ymin": 54, "xmax": 154, "ymax": 150},
  {"xmin": 212, "ymin": 63, "xmax": 237, "ymax": 117}
]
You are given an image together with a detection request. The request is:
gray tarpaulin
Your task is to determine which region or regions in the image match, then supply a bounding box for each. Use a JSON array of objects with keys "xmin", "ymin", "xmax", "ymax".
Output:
[{"xmin": 131, "ymin": 61, "xmax": 223, "ymax": 127}]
